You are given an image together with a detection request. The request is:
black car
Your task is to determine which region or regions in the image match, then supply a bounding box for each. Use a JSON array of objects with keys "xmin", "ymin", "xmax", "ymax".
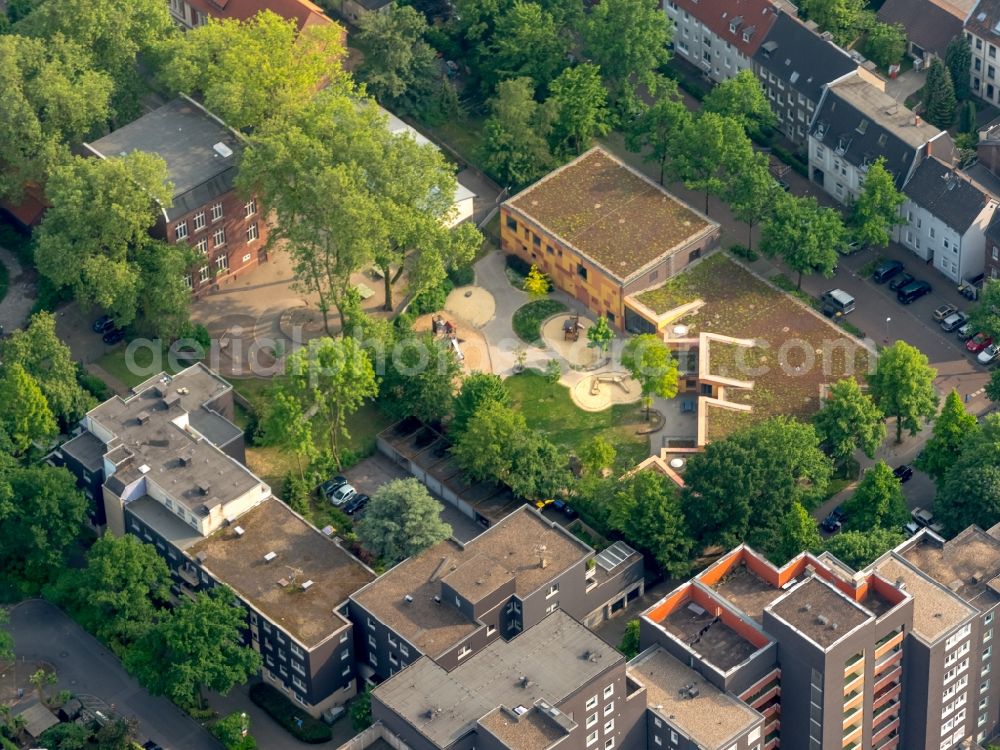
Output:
[
  {"xmin": 141, "ymin": 742, "xmax": 164, "ymax": 750},
  {"xmin": 102, "ymin": 327, "xmax": 126, "ymax": 345},
  {"xmin": 873, "ymin": 259, "xmax": 905, "ymax": 284},
  {"xmin": 888, "ymin": 272, "xmax": 914, "ymax": 292},
  {"xmin": 344, "ymin": 493, "xmax": 370, "ymax": 515},
  {"xmin": 896, "ymin": 279, "xmax": 932, "ymax": 305},
  {"xmin": 92, "ymin": 315, "xmax": 115, "ymax": 334},
  {"xmin": 562, "ymin": 504, "xmax": 578, "ymax": 520},
  {"xmin": 319, "ymin": 475, "xmax": 348, "ymax": 500},
  {"xmin": 821, "ymin": 514, "xmax": 842, "ymax": 533},
  {"xmin": 893, "ymin": 465, "xmax": 913, "ymax": 482}
]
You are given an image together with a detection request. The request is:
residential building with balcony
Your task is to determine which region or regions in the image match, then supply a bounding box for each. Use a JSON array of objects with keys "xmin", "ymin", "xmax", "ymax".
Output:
[
  {"xmin": 84, "ymin": 96, "xmax": 268, "ymax": 295},
  {"xmin": 808, "ymin": 74, "xmax": 953, "ymax": 205},
  {"xmin": 56, "ymin": 363, "xmax": 376, "ymax": 716},
  {"xmin": 500, "ymin": 148, "xmax": 720, "ymax": 332},
  {"xmin": 348, "ymin": 505, "xmax": 644, "ymax": 683}
]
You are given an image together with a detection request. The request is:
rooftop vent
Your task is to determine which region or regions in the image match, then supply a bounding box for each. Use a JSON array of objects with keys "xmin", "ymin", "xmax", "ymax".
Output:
[
  {"xmin": 138, "ymin": 464, "xmax": 150, "ymax": 474},
  {"xmin": 817, "ymin": 615, "xmax": 829, "ymax": 626},
  {"xmin": 301, "ymin": 580, "xmax": 314, "ymax": 591},
  {"xmin": 801, "ymin": 603, "xmax": 812, "ymax": 612},
  {"xmin": 197, "ymin": 481, "xmax": 211, "ymax": 496},
  {"xmin": 213, "ymin": 142, "xmax": 233, "ymax": 158},
  {"xmin": 264, "ymin": 551, "xmax": 278, "ymax": 563},
  {"xmin": 433, "ymin": 595, "xmax": 442, "ymax": 604},
  {"xmin": 179, "ymin": 452, "xmax": 194, "ymax": 467},
  {"xmin": 136, "ymin": 411, "xmax": 151, "ymax": 425},
  {"xmin": 519, "ymin": 676, "xmax": 531, "ymax": 688},
  {"xmin": 404, "ymin": 594, "xmax": 414, "ymax": 604},
  {"xmin": 196, "ymin": 552, "xmax": 207, "ymax": 563},
  {"xmin": 233, "ymin": 526, "xmax": 245, "ymax": 537},
  {"xmin": 163, "ymin": 393, "xmax": 181, "ymax": 409}
]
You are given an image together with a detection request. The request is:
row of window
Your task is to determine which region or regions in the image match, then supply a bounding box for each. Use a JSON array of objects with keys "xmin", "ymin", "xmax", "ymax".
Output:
[
  {"xmin": 174, "ymin": 200, "xmax": 255, "ymax": 240},
  {"xmin": 183, "ymin": 245, "xmax": 257, "ymax": 288}
]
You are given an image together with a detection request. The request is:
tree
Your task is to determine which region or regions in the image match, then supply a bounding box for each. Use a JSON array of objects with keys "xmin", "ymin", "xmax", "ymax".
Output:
[
  {"xmin": 488, "ymin": 1, "xmax": 568, "ymax": 93},
  {"xmin": 760, "ymin": 193, "xmax": 845, "ymax": 288},
  {"xmin": 29, "ymin": 669, "xmax": 57, "ymax": 705},
  {"xmin": 703, "ymin": 69, "xmax": 776, "ymax": 136},
  {"xmin": 624, "ymin": 77, "xmax": 692, "ymax": 185},
  {"xmin": 924, "ymin": 57, "xmax": 957, "ymax": 129},
  {"xmin": 935, "ymin": 414, "xmax": 1000, "ymax": 534},
  {"xmin": 618, "ymin": 619, "xmax": 640, "ymax": 659},
  {"xmin": 843, "ymin": 461, "xmax": 909, "ymax": 531},
  {"xmin": 579, "ymin": 0, "xmax": 670, "ymax": 100},
  {"xmin": 863, "ymin": 22, "xmax": 906, "ymax": 69},
  {"xmin": 350, "ymin": 687, "xmax": 373, "ymax": 732},
  {"xmin": 94, "ymin": 716, "xmax": 139, "ymax": 750},
  {"xmin": 482, "ymin": 77, "xmax": 554, "ymax": 189},
  {"xmin": 380, "ymin": 333, "xmax": 461, "ymax": 424},
  {"xmin": 33, "ymin": 153, "xmax": 175, "ymax": 330},
  {"xmin": 355, "ymin": 478, "xmax": 452, "ymax": 562},
  {"xmin": 0, "ymin": 464, "xmax": 87, "ymax": 592},
  {"xmin": 771, "ymin": 502, "xmax": 823, "ymax": 564},
  {"xmin": 915, "ymin": 389, "xmax": 979, "ymax": 483},
  {"xmin": 0, "ymin": 363, "xmax": 56, "ymax": 455},
  {"xmin": 578, "ymin": 436, "xmax": 616, "ymax": 476},
  {"xmin": 671, "ymin": 112, "xmax": 755, "ymax": 214},
  {"xmin": 824, "ymin": 528, "xmax": 905, "ymax": 570},
  {"xmin": 621, "ymin": 334, "xmax": 679, "ymax": 419},
  {"xmin": 960, "ymin": 99, "xmax": 978, "ymax": 134},
  {"xmin": 356, "ymin": 5, "xmax": 441, "ymax": 120},
  {"xmin": 37, "ymin": 722, "xmax": 90, "ymax": 750},
  {"xmin": 523, "ymin": 265, "xmax": 550, "ymax": 298},
  {"xmin": 125, "ymin": 587, "xmax": 261, "ymax": 710},
  {"xmin": 613, "ymin": 471, "xmax": 692, "ymax": 576},
  {"xmin": 725, "ymin": 152, "xmax": 780, "ymax": 251},
  {"xmin": 1, "ymin": 312, "xmax": 95, "ymax": 424},
  {"xmin": 46, "ymin": 534, "xmax": 171, "ymax": 652},
  {"xmin": 586, "ymin": 316, "xmax": 614, "ymax": 361},
  {"xmin": 812, "ymin": 378, "xmax": 885, "ymax": 464},
  {"xmin": 0, "ymin": 610, "xmax": 13, "ymax": 663},
  {"xmin": 967, "ymin": 279, "xmax": 1000, "ymax": 341},
  {"xmin": 796, "ymin": 0, "xmax": 868, "ymax": 45},
  {"xmin": 548, "ymin": 64, "xmax": 611, "ymax": 156},
  {"xmin": 14, "ymin": 0, "xmax": 171, "ymax": 122},
  {"xmin": 946, "ymin": 34, "xmax": 972, "ymax": 101},
  {"xmin": 160, "ymin": 11, "xmax": 347, "ymax": 131},
  {"xmin": 451, "ymin": 372, "xmax": 510, "ymax": 437},
  {"xmin": 452, "ymin": 401, "xmax": 528, "ymax": 484},
  {"xmin": 851, "ymin": 157, "xmax": 905, "ymax": 249},
  {"xmin": 285, "ymin": 337, "xmax": 378, "ymax": 468},
  {"xmin": 987, "ymin": 368, "xmax": 1000, "ymax": 403},
  {"xmin": 212, "ymin": 712, "xmax": 255, "ymax": 750},
  {"xmin": 507, "ymin": 432, "xmax": 569, "ymax": 500},
  {"xmin": 258, "ymin": 389, "xmax": 317, "ymax": 480},
  {"xmin": 682, "ymin": 417, "xmax": 831, "ymax": 550},
  {"xmin": 868, "ymin": 340, "xmax": 938, "ymax": 443},
  {"xmin": 0, "ymin": 34, "xmax": 112, "ymax": 202}
]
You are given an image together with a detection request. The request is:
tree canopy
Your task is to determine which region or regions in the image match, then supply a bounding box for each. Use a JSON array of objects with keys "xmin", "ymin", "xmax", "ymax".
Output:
[
  {"xmin": 868, "ymin": 340, "xmax": 938, "ymax": 443},
  {"xmin": 771, "ymin": 502, "xmax": 823, "ymax": 565},
  {"xmin": 843, "ymin": 461, "xmax": 909, "ymax": 531},
  {"xmin": 967, "ymin": 279, "xmax": 1000, "ymax": 341},
  {"xmin": 355, "ymin": 478, "xmax": 452, "ymax": 563},
  {"xmin": 824, "ymin": 528, "xmax": 905, "ymax": 570},
  {"xmin": 935, "ymin": 414, "xmax": 1000, "ymax": 534},
  {"xmin": 851, "ymin": 157, "xmax": 905, "ymax": 249},
  {"xmin": 579, "ymin": 0, "xmax": 670, "ymax": 101},
  {"xmin": 624, "ymin": 76, "xmax": 692, "ymax": 186},
  {"xmin": 451, "ymin": 372, "xmax": 510, "ymax": 437},
  {"xmin": 611, "ymin": 471, "xmax": 692, "ymax": 576},
  {"xmin": 671, "ymin": 111, "xmax": 756, "ymax": 215},
  {"xmin": 725, "ymin": 151, "xmax": 780, "ymax": 251},
  {"xmin": 915, "ymin": 389, "xmax": 978, "ymax": 484},
  {"xmin": 812, "ymin": 378, "xmax": 885, "ymax": 463},
  {"xmin": 488, "ymin": 1, "xmax": 568, "ymax": 93},
  {"xmin": 621, "ymin": 334, "xmax": 679, "ymax": 418},
  {"xmin": 547, "ymin": 64, "xmax": 611, "ymax": 156},
  {"xmin": 0, "ymin": 363, "xmax": 56, "ymax": 456},
  {"xmin": 924, "ymin": 57, "xmax": 957, "ymax": 129},
  {"xmin": 760, "ymin": 193, "xmax": 846, "ymax": 288},
  {"xmin": 703, "ymin": 69, "xmax": 776, "ymax": 136},
  {"xmin": 380, "ymin": 333, "xmax": 462, "ymax": 425},
  {"xmin": 946, "ymin": 34, "xmax": 972, "ymax": 101},
  {"xmin": 482, "ymin": 77, "xmax": 554, "ymax": 189}
]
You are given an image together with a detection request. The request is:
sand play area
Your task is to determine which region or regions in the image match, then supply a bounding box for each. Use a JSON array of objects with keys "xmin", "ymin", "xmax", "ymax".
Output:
[
  {"xmin": 541, "ymin": 314, "xmax": 601, "ymax": 368},
  {"xmin": 571, "ymin": 371, "xmax": 641, "ymax": 412},
  {"xmin": 444, "ymin": 286, "xmax": 495, "ymax": 328}
]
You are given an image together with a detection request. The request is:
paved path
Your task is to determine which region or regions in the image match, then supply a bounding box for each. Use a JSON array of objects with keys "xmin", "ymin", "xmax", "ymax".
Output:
[
  {"xmin": 0, "ymin": 245, "xmax": 35, "ymax": 335},
  {"xmin": 8, "ymin": 600, "xmax": 220, "ymax": 750}
]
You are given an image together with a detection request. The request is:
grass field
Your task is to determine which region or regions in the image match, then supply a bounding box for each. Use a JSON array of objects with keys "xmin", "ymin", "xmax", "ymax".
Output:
[
  {"xmin": 505, "ymin": 370, "xmax": 650, "ymax": 471},
  {"xmin": 96, "ymin": 345, "xmax": 188, "ymax": 389}
]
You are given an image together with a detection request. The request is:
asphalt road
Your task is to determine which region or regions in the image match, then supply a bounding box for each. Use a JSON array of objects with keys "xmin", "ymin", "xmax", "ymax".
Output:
[{"xmin": 8, "ymin": 600, "xmax": 220, "ymax": 750}]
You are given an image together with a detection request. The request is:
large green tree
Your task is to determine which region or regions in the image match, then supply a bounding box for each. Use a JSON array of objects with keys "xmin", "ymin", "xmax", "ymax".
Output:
[
  {"xmin": 863, "ymin": 22, "xmax": 906, "ymax": 69},
  {"xmin": 812, "ymin": 378, "xmax": 885, "ymax": 464},
  {"xmin": 945, "ymin": 34, "xmax": 972, "ymax": 101},
  {"xmin": 725, "ymin": 151, "xmax": 780, "ymax": 251},
  {"xmin": 681, "ymin": 417, "xmax": 831, "ymax": 550},
  {"xmin": 924, "ymin": 57, "xmax": 957, "ymax": 129},
  {"xmin": 612, "ymin": 471, "xmax": 692, "ymax": 576},
  {"xmin": 258, "ymin": 389, "xmax": 317, "ymax": 480},
  {"xmin": 0, "ymin": 363, "xmax": 56, "ymax": 456},
  {"xmin": 843, "ymin": 461, "xmax": 909, "ymax": 531},
  {"xmin": 159, "ymin": 11, "xmax": 347, "ymax": 131},
  {"xmin": 47, "ymin": 534, "xmax": 171, "ymax": 653},
  {"xmin": 935, "ymin": 414, "xmax": 1000, "ymax": 534},
  {"xmin": 915, "ymin": 389, "xmax": 979, "ymax": 484},
  {"xmin": 851, "ymin": 157, "xmax": 905, "ymax": 249},
  {"xmin": 966, "ymin": 279, "xmax": 1000, "ymax": 340},
  {"xmin": 547, "ymin": 64, "xmax": 611, "ymax": 156},
  {"xmin": 482, "ymin": 77, "xmax": 554, "ymax": 189},
  {"xmin": 624, "ymin": 76, "xmax": 692, "ymax": 186},
  {"xmin": 824, "ymin": 528, "xmax": 905, "ymax": 570},
  {"xmin": 771, "ymin": 502, "xmax": 823, "ymax": 565},
  {"xmin": 452, "ymin": 400, "xmax": 527, "ymax": 485},
  {"xmin": 125, "ymin": 587, "xmax": 261, "ymax": 710},
  {"xmin": 488, "ymin": 1, "xmax": 568, "ymax": 93},
  {"xmin": 0, "ymin": 610, "xmax": 14, "ymax": 663},
  {"xmin": 355, "ymin": 478, "xmax": 452, "ymax": 563},
  {"xmin": 760, "ymin": 193, "xmax": 846, "ymax": 288},
  {"xmin": 796, "ymin": 0, "xmax": 868, "ymax": 46},
  {"xmin": 621, "ymin": 334, "xmax": 679, "ymax": 419},
  {"xmin": 868, "ymin": 341, "xmax": 938, "ymax": 443},
  {"xmin": 703, "ymin": 69, "xmax": 776, "ymax": 136},
  {"xmin": 987, "ymin": 368, "xmax": 1000, "ymax": 403},
  {"xmin": 380, "ymin": 333, "xmax": 461, "ymax": 424},
  {"xmin": 671, "ymin": 111, "xmax": 756, "ymax": 215},
  {"xmin": 451, "ymin": 372, "xmax": 510, "ymax": 437}
]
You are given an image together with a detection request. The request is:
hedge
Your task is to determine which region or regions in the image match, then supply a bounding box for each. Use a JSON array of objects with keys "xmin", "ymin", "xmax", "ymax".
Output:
[{"xmin": 248, "ymin": 683, "xmax": 332, "ymax": 743}]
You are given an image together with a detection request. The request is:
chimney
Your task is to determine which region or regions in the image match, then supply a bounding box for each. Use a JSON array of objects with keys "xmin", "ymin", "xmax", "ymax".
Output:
[
  {"xmin": 540, "ymin": 556, "xmax": 548, "ymax": 569},
  {"xmin": 914, "ymin": 114, "xmax": 921, "ymax": 126}
]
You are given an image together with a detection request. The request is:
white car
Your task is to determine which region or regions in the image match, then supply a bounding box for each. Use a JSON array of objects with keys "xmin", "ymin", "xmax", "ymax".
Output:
[
  {"xmin": 978, "ymin": 344, "xmax": 1000, "ymax": 365},
  {"xmin": 330, "ymin": 483, "xmax": 357, "ymax": 506}
]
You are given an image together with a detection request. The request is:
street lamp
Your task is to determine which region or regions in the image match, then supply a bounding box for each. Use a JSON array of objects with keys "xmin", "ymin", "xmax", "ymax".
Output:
[{"xmin": 885, "ymin": 316, "xmax": 892, "ymax": 343}]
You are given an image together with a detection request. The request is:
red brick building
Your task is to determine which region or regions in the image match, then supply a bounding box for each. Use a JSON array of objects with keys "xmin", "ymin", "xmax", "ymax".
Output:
[{"xmin": 84, "ymin": 96, "xmax": 267, "ymax": 295}]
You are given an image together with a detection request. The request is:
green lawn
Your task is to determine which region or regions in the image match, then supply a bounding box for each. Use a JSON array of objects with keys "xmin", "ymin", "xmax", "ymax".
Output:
[
  {"xmin": 96, "ymin": 345, "xmax": 187, "ymax": 389},
  {"xmin": 505, "ymin": 370, "xmax": 650, "ymax": 471},
  {"xmin": 427, "ymin": 115, "xmax": 489, "ymax": 172},
  {"xmin": 512, "ymin": 299, "xmax": 568, "ymax": 344}
]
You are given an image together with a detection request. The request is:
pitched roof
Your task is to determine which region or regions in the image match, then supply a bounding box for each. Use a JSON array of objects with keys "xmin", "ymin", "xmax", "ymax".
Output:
[
  {"xmin": 877, "ymin": 0, "xmax": 963, "ymax": 58},
  {"xmin": 903, "ymin": 157, "xmax": 994, "ymax": 233},
  {"xmin": 671, "ymin": 0, "xmax": 780, "ymax": 57},
  {"xmin": 753, "ymin": 12, "xmax": 857, "ymax": 104},
  {"xmin": 969, "ymin": 0, "xmax": 1000, "ymax": 40},
  {"xmin": 810, "ymin": 74, "xmax": 951, "ymax": 185},
  {"xmin": 185, "ymin": 0, "xmax": 333, "ymax": 30}
]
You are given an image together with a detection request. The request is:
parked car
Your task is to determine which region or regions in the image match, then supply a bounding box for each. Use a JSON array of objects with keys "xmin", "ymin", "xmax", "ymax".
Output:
[
  {"xmin": 92, "ymin": 314, "xmax": 115, "ymax": 334},
  {"xmin": 329, "ymin": 483, "xmax": 357, "ymax": 506},
  {"xmin": 319, "ymin": 475, "xmax": 347, "ymax": 500},
  {"xmin": 904, "ymin": 520, "xmax": 920, "ymax": 536},
  {"xmin": 141, "ymin": 742, "xmax": 164, "ymax": 750},
  {"xmin": 562, "ymin": 504, "xmax": 578, "ymax": 520},
  {"xmin": 978, "ymin": 343, "xmax": 1000, "ymax": 365},
  {"xmin": 873, "ymin": 259, "xmax": 905, "ymax": 283},
  {"xmin": 888, "ymin": 272, "xmax": 915, "ymax": 292},
  {"xmin": 102, "ymin": 327, "xmax": 126, "ymax": 345},
  {"xmin": 778, "ymin": 179, "xmax": 791, "ymax": 192},
  {"xmin": 533, "ymin": 498, "xmax": 555, "ymax": 510},
  {"xmin": 911, "ymin": 507, "xmax": 935, "ymax": 527},
  {"xmin": 821, "ymin": 514, "xmax": 842, "ymax": 533},
  {"xmin": 344, "ymin": 493, "xmax": 370, "ymax": 515},
  {"xmin": 820, "ymin": 289, "xmax": 856, "ymax": 317},
  {"xmin": 933, "ymin": 303, "xmax": 958, "ymax": 321},
  {"xmin": 940, "ymin": 311, "xmax": 968, "ymax": 332},
  {"xmin": 957, "ymin": 322, "xmax": 976, "ymax": 340},
  {"xmin": 893, "ymin": 464, "xmax": 913, "ymax": 482},
  {"xmin": 897, "ymin": 279, "xmax": 932, "ymax": 304},
  {"xmin": 966, "ymin": 333, "xmax": 994, "ymax": 353}
]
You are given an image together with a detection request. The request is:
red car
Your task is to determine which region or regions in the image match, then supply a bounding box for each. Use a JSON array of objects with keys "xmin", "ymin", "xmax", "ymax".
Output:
[{"xmin": 966, "ymin": 332, "xmax": 994, "ymax": 353}]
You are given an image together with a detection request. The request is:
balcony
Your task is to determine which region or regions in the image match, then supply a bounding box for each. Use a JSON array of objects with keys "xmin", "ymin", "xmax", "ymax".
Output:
[
  {"xmin": 872, "ymin": 717, "xmax": 900, "ymax": 746},
  {"xmin": 844, "ymin": 672, "xmax": 864, "ymax": 696},
  {"xmin": 875, "ymin": 632, "xmax": 904, "ymax": 659},
  {"xmin": 844, "ymin": 653, "xmax": 864, "ymax": 672},
  {"xmin": 874, "ymin": 647, "xmax": 902, "ymax": 673},
  {"xmin": 843, "ymin": 704, "xmax": 862, "ymax": 727},
  {"xmin": 843, "ymin": 722, "xmax": 862, "ymax": 746},
  {"xmin": 874, "ymin": 665, "xmax": 902, "ymax": 692},
  {"xmin": 177, "ymin": 565, "xmax": 199, "ymax": 587},
  {"xmin": 873, "ymin": 682, "xmax": 901, "ymax": 710}
]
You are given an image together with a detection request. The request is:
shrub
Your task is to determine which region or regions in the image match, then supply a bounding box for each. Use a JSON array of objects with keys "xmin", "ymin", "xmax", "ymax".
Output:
[
  {"xmin": 770, "ymin": 145, "xmax": 809, "ymax": 177},
  {"xmin": 511, "ymin": 299, "xmax": 568, "ymax": 343},
  {"xmin": 544, "ymin": 358, "xmax": 562, "ymax": 383},
  {"xmin": 448, "ymin": 264, "xmax": 475, "ymax": 287},
  {"xmin": 410, "ymin": 277, "xmax": 454, "ymax": 315},
  {"xmin": 249, "ymin": 683, "xmax": 332, "ymax": 743},
  {"xmin": 77, "ymin": 366, "xmax": 112, "ymax": 401},
  {"xmin": 729, "ymin": 244, "xmax": 759, "ymax": 262}
]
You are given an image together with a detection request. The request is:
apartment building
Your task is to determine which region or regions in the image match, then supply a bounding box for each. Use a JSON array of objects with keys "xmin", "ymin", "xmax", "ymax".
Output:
[
  {"xmin": 663, "ymin": 0, "xmax": 779, "ymax": 85},
  {"xmin": 966, "ymin": 0, "xmax": 1000, "ymax": 107},
  {"xmin": 895, "ymin": 157, "xmax": 997, "ymax": 283},
  {"xmin": 501, "ymin": 148, "xmax": 719, "ymax": 332},
  {"xmin": 84, "ymin": 97, "xmax": 267, "ymax": 295},
  {"xmin": 167, "ymin": 0, "xmax": 334, "ymax": 31},
  {"xmin": 56, "ymin": 364, "xmax": 376, "ymax": 716},
  {"xmin": 808, "ymin": 74, "xmax": 953, "ymax": 205},
  {"xmin": 348, "ymin": 506, "xmax": 644, "ymax": 683}
]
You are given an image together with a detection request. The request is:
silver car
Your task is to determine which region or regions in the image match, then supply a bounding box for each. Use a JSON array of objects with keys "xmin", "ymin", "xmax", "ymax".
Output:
[
  {"xmin": 940, "ymin": 311, "xmax": 967, "ymax": 332},
  {"xmin": 330, "ymin": 483, "xmax": 357, "ymax": 506}
]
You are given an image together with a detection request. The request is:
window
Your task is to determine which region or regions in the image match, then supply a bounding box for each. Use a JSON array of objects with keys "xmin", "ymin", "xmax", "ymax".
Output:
[
  {"xmin": 211, "ymin": 202, "xmax": 224, "ymax": 222},
  {"xmin": 577, "ymin": 264, "xmax": 588, "ymax": 280},
  {"xmin": 342, "ymin": 665, "xmax": 351, "ymax": 676},
  {"xmin": 369, "ymin": 653, "xmax": 378, "ymax": 667},
  {"xmin": 987, "ymin": 612, "xmax": 995, "ymax": 625},
  {"xmin": 547, "ymin": 583, "xmax": 559, "ymax": 598},
  {"xmin": 242, "ymin": 253, "xmax": 252, "ymax": 263},
  {"xmin": 212, "ymin": 227, "xmax": 227, "ymax": 248},
  {"xmin": 603, "ymin": 684, "xmax": 614, "ymax": 699},
  {"xmin": 545, "ymin": 601, "xmax": 559, "ymax": 614},
  {"xmin": 199, "ymin": 265, "xmax": 210, "ymax": 283},
  {"xmin": 586, "ymin": 695, "xmax": 598, "ymax": 710},
  {"xmin": 604, "ymin": 719, "xmax": 614, "ymax": 733},
  {"xmin": 215, "ymin": 254, "xmax": 229, "ymax": 272},
  {"xmin": 247, "ymin": 223, "xmax": 259, "ymax": 243},
  {"xmin": 930, "ymin": 227, "xmax": 936, "ymax": 239},
  {"xmin": 587, "ymin": 731, "xmax": 599, "ymax": 747},
  {"xmin": 184, "ymin": 274, "xmax": 192, "ymax": 290},
  {"xmin": 291, "ymin": 660, "xmax": 305, "ymax": 675},
  {"xmin": 368, "ymin": 634, "xmax": 376, "ymax": 648},
  {"xmin": 244, "ymin": 199, "xmax": 256, "ymax": 217},
  {"xmin": 604, "ymin": 702, "xmax": 614, "ymax": 716},
  {"xmin": 587, "ymin": 713, "xmax": 598, "ymax": 729},
  {"xmin": 457, "ymin": 644, "xmax": 472, "ymax": 660},
  {"xmin": 604, "ymin": 739, "xmax": 615, "ymax": 750},
  {"xmin": 195, "ymin": 238, "xmax": 208, "ymax": 255},
  {"xmin": 292, "ymin": 675, "xmax": 306, "ymax": 691},
  {"xmin": 388, "ymin": 652, "xmax": 398, "ymax": 666},
  {"xmin": 400, "ymin": 643, "xmax": 409, "ymax": 657},
  {"xmin": 506, "ymin": 216, "xmax": 517, "ymax": 232},
  {"xmin": 193, "ymin": 211, "xmax": 206, "ymax": 231},
  {"xmin": 175, "ymin": 221, "xmax": 188, "ymax": 240},
  {"xmin": 486, "ymin": 625, "xmax": 497, "ymax": 636},
  {"xmin": 341, "ymin": 650, "xmax": 350, "ymax": 661}
]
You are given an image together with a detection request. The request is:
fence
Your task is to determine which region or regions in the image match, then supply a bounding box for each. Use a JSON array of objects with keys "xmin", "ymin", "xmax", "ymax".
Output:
[{"xmin": 334, "ymin": 722, "xmax": 412, "ymax": 750}]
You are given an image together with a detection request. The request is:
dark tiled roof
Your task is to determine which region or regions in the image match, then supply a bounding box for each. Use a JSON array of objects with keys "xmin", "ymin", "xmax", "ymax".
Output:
[
  {"xmin": 904, "ymin": 158, "xmax": 993, "ymax": 233},
  {"xmin": 671, "ymin": 0, "xmax": 779, "ymax": 57},
  {"xmin": 754, "ymin": 13, "xmax": 857, "ymax": 104},
  {"xmin": 878, "ymin": 0, "xmax": 963, "ymax": 58}
]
